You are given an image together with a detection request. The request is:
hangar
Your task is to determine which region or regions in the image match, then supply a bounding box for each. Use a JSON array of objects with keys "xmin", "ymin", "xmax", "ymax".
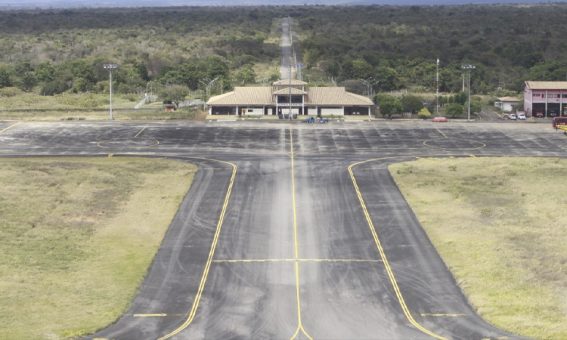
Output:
[
  {"xmin": 524, "ymin": 81, "xmax": 567, "ymax": 118},
  {"xmin": 207, "ymin": 79, "xmax": 374, "ymax": 118}
]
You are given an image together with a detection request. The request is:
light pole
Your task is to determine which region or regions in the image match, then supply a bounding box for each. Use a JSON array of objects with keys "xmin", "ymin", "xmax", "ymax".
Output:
[
  {"xmin": 436, "ymin": 58, "xmax": 439, "ymax": 115},
  {"xmin": 103, "ymin": 63, "xmax": 119, "ymax": 120},
  {"xmin": 461, "ymin": 64, "xmax": 475, "ymax": 121}
]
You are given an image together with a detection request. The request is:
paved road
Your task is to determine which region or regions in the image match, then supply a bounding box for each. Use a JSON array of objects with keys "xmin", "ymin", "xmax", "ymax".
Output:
[
  {"xmin": 280, "ymin": 17, "xmax": 295, "ymax": 80},
  {"xmin": 1, "ymin": 120, "xmax": 565, "ymax": 339}
]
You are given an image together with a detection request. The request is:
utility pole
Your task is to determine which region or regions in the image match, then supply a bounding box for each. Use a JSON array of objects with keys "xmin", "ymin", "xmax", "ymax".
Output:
[
  {"xmin": 436, "ymin": 58, "xmax": 439, "ymax": 115},
  {"xmin": 103, "ymin": 63, "xmax": 119, "ymax": 120},
  {"xmin": 461, "ymin": 64, "xmax": 475, "ymax": 121}
]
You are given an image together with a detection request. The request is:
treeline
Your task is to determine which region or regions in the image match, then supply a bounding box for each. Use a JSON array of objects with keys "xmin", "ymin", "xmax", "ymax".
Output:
[
  {"xmin": 2, "ymin": 5, "xmax": 567, "ymax": 97},
  {"xmin": 0, "ymin": 7, "xmax": 281, "ymax": 97},
  {"xmin": 297, "ymin": 5, "xmax": 567, "ymax": 93}
]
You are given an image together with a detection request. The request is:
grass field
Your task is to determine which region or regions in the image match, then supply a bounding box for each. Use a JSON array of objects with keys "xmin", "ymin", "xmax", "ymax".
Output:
[
  {"xmin": 0, "ymin": 88, "xmax": 203, "ymax": 120},
  {"xmin": 0, "ymin": 157, "xmax": 197, "ymax": 339},
  {"xmin": 390, "ymin": 157, "xmax": 567, "ymax": 339}
]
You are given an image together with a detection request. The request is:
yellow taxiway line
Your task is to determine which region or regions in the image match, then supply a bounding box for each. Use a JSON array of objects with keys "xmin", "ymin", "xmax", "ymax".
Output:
[
  {"xmin": 348, "ymin": 158, "xmax": 447, "ymax": 340},
  {"xmin": 288, "ymin": 128, "xmax": 314, "ymax": 340},
  {"xmin": 157, "ymin": 159, "xmax": 237, "ymax": 340}
]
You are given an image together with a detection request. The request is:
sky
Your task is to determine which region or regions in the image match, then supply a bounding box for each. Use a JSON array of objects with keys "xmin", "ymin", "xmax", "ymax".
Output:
[{"xmin": 0, "ymin": 0, "xmax": 564, "ymax": 9}]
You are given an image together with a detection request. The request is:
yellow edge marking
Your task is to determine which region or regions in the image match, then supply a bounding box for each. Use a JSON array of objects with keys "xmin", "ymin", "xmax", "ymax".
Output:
[
  {"xmin": 158, "ymin": 159, "xmax": 237, "ymax": 340},
  {"xmin": 0, "ymin": 122, "xmax": 20, "ymax": 134},
  {"xmin": 212, "ymin": 258, "xmax": 382, "ymax": 264},
  {"xmin": 289, "ymin": 128, "xmax": 314, "ymax": 340},
  {"xmin": 348, "ymin": 158, "xmax": 447, "ymax": 340},
  {"xmin": 421, "ymin": 313, "xmax": 466, "ymax": 317},
  {"xmin": 134, "ymin": 126, "xmax": 147, "ymax": 138}
]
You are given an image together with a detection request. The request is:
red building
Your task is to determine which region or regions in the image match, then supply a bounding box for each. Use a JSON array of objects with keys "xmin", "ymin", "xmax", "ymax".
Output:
[{"xmin": 524, "ymin": 81, "xmax": 567, "ymax": 118}]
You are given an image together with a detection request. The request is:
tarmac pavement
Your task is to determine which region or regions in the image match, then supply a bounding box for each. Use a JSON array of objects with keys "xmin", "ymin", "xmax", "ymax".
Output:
[{"xmin": 1, "ymin": 120, "xmax": 565, "ymax": 339}]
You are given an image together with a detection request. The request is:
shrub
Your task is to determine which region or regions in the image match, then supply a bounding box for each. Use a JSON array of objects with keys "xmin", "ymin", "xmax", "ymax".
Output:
[{"xmin": 418, "ymin": 107, "xmax": 432, "ymax": 119}]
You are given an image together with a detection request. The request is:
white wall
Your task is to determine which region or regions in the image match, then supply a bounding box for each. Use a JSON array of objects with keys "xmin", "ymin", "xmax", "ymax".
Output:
[
  {"xmin": 244, "ymin": 107, "xmax": 264, "ymax": 115},
  {"xmin": 320, "ymin": 107, "xmax": 344, "ymax": 116}
]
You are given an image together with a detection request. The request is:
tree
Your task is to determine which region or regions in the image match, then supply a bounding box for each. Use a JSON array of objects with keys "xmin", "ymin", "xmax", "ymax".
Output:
[
  {"xmin": 159, "ymin": 84, "xmax": 189, "ymax": 104},
  {"xmin": 234, "ymin": 65, "xmax": 256, "ymax": 85},
  {"xmin": 418, "ymin": 107, "xmax": 432, "ymax": 119},
  {"xmin": 0, "ymin": 68, "xmax": 11, "ymax": 88},
  {"xmin": 445, "ymin": 103, "xmax": 464, "ymax": 118},
  {"xmin": 376, "ymin": 94, "xmax": 402, "ymax": 118},
  {"xmin": 19, "ymin": 71, "xmax": 37, "ymax": 92},
  {"xmin": 401, "ymin": 95, "xmax": 423, "ymax": 114}
]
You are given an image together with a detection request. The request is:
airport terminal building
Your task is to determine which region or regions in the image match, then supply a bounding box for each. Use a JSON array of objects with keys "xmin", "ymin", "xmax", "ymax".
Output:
[
  {"xmin": 524, "ymin": 81, "xmax": 567, "ymax": 118},
  {"xmin": 207, "ymin": 79, "xmax": 374, "ymax": 117}
]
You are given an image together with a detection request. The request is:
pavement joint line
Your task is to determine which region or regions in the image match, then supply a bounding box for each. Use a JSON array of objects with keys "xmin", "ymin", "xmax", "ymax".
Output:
[
  {"xmin": 157, "ymin": 158, "xmax": 238, "ymax": 340},
  {"xmin": 212, "ymin": 258, "xmax": 383, "ymax": 264},
  {"xmin": 0, "ymin": 121, "xmax": 20, "ymax": 134},
  {"xmin": 134, "ymin": 126, "xmax": 147, "ymax": 138},
  {"xmin": 289, "ymin": 128, "xmax": 314, "ymax": 340},
  {"xmin": 348, "ymin": 157, "xmax": 447, "ymax": 340}
]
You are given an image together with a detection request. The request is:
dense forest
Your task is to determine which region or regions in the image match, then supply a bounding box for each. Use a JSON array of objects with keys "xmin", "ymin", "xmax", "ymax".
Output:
[{"xmin": 1, "ymin": 5, "xmax": 567, "ymax": 99}]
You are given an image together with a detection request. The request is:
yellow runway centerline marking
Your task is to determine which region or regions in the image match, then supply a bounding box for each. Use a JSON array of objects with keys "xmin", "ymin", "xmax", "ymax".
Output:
[
  {"xmin": 348, "ymin": 158, "xmax": 447, "ymax": 340},
  {"xmin": 158, "ymin": 159, "xmax": 237, "ymax": 340},
  {"xmin": 212, "ymin": 258, "xmax": 382, "ymax": 264},
  {"xmin": 0, "ymin": 122, "xmax": 20, "ymax": 134},
  {"xmin": 289, "ymin": 128, "xmax": 314, "ymax": 340}
]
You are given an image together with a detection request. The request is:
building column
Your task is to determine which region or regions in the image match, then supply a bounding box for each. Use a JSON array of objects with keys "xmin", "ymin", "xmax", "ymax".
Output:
[
  {"xmin": 342, "ymin": 106, "xmax": 345, "ymax": 116},
  {"xmin": 236, "ymin": 105, "xmax": 239, "ymax": 116},
  {"xmin": 208, "ymin": 106, "xmax": 212, "ymax": 115},
  {"xmin": 545, "ymin": 91, "xmax": 548, "ymax": 118}
]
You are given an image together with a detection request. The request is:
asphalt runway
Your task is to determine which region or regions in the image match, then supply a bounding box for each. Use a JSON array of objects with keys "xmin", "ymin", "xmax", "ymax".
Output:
[{"xmin": 1, "ymin": 120, "xmax": 565, "ymax": 340}]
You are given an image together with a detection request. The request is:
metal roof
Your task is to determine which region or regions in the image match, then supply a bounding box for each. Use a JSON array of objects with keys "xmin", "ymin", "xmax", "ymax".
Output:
[
  {"xmin": 525, "ymin": 81, "xmax": 567, "ymax": 90},
  {"xmin": 207, "ymin": 86, "xmax": 374, "ymax": 106},
  {"xmin": 497, "ymin": 96, "xmax": 521, "ymax": 102}
]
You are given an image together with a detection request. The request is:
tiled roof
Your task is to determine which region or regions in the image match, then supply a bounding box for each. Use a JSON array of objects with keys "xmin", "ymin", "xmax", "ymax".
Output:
[
  {"xmin": 272, "ymin": 87, "xmax": 307, "ymax": 95},
  {"xmin": 273, "ymin": 79, "xmax": 308, "ymax": 86},
  {"xmin": 307, "ymin": 87, "xmax": 374, "ymax": 106},
  {"xmin": 207, "ymin": 86, "xmax": 374, "ymax": 106},
  {"xmin": 207, "ymin": 87, "xmax": 273, "ymax": 106},
  {"xmin": 525, "ymin": 81, "xmax": 567, "ymax": 90}
]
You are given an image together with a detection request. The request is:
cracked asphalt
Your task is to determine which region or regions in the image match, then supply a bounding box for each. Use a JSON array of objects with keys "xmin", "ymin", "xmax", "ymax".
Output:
[{"xmin": 1, "ymin": 120, "xmax": 564, "ymax": 340}]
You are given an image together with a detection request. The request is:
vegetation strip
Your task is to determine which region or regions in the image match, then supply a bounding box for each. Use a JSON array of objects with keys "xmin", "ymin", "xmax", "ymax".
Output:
[
  {"xmin": 390, "ymin": 157, "xmax": 567, "ymax": 339},
  {"xmin": 0, "ymin": 157, "xmax": 196, "ymax": 339}
]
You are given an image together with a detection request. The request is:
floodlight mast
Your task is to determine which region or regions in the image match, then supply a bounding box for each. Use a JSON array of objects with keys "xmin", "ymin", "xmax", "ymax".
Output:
[
  {"xmin": 461, "ymin": 64, "xmax": 475, "ymax": 121},
  {"xmin": 103, "ymin": 63, "xmax": 119, "ymax": 120}
]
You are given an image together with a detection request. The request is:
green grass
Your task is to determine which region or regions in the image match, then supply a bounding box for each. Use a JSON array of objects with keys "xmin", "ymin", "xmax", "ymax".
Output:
[
  {"xmin": 390, "ymin": 157, "xmax": 567, "ymax": 339},
  {"xmin": 0, "ymin": 157, "xmax": 197, "ymax": 339}
]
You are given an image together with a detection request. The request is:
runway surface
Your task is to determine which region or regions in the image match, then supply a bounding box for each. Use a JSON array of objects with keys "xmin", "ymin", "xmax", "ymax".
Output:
[{"xmin": 1, "ymin": 120, "xmax": 565, "ymax": 339}]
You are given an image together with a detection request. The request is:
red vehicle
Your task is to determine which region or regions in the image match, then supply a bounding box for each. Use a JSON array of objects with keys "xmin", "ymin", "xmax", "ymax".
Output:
[{"xmin": 432, "ymin": 116, "xmax": 448, "ymax": 122}]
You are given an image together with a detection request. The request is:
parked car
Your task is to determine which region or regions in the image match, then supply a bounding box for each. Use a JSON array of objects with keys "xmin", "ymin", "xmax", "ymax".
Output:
[
  {"xmin": 432, "ymin": 116, "xmax": 448, "ymax": 122},
  {"xmin": 507, "ymin": 113, "xmax": 517, "ymax": 120},
  {"xmin": 517, "ymin": 112, "xmax": 526, "ymax": 120},
  {"xmin": 534, "ymin": 111, "xmax": 544, "ymax": 118}
]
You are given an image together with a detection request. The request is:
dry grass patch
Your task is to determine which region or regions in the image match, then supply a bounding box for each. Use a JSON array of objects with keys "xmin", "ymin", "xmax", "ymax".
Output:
[
  {"xmin": 0, "ymin": 157, "xmax": 196, "ymax": 339},
  {"xmin": 390, "ymin": 157, "xmax": 567, "ymax": 339}
]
